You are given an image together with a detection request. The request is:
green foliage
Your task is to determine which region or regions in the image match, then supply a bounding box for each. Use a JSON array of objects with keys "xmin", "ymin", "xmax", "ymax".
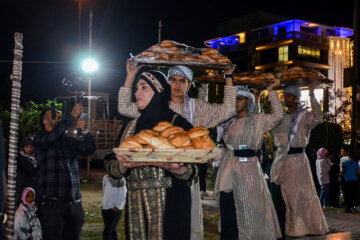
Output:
[
  {"xmin": 305, "ymin": 122, "xmax": 343, "ymax": 156},
  {"xmin": 0, "ymin": 100, "xmax": 62, "ymax": 141},
  {"xmin": 259, "ymin": 90, "xmax": 273, "ymax": 114}
]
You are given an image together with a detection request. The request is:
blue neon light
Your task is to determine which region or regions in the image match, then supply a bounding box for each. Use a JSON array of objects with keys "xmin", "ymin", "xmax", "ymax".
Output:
[
  {"xmin": 205, "ymin": 35, "xmax": 242, "ymax": 49},
  {"xmin": 338, "ymin": 27, "xmax": 354, "ymax": 37},
  {"xmin": 204, "ymin": 19, "xmax": 353, "ymax": 48}
]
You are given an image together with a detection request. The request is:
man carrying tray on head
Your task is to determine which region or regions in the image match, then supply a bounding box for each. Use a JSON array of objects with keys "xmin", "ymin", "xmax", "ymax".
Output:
[
  {"xmin": 214, "ymin": 81, "xmax": 283, "ymax": 240},
  {"xmin": 270, "ymin": 82, "xmax": 329, "ymax": 238},
  {"xmin": 117, "ymin": 59, "xmax": 237, "ymax": 240}
]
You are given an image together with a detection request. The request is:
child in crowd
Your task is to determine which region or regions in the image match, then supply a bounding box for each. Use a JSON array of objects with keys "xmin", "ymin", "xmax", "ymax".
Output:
[
  {"xmin": 316, "ymin": 148, "xmax": 333, "ymax": 209},
  {"xmin": 16, "ymin": 138, "xmax": 38, "ymax": 206},
  {"xmin": 102, "ymin": 153, "xmax": 127, "ymax": 240},
  {"xmin": 14, "ymin": 187, "xmax": 42, "ymax": 240},
  {"xmin": 341, "ymin": 149, "xmax": 360, "ymax": 213}
]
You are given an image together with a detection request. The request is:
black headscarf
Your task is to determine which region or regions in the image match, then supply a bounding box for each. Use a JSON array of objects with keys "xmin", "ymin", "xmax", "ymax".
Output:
[
  {"xmin": 20, "ymin": 138, "xmax": 33, "ymax": 152},
  {"xmin": 133, "ymin": 67, "xmax": 175, "ymax": 134}
]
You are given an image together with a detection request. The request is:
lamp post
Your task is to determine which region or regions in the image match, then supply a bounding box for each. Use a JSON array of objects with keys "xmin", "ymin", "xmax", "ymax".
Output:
[
  {"xmin": 81, "ymin": 58, "xmax": 98, "ymax": 132},
  {"xmin": 81, "ymin": 57, "xmax": 97, "ymax": 181}
]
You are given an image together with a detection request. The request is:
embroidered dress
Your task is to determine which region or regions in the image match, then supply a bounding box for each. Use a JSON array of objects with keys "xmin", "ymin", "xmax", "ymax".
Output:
[
  {"xmin": 270, "ymin": 95, "xmax": 328, "ymax": 237},
  {"xmin": 110, "ymin": 69, "xmax": 197, "ymax": 240},
  {"xmin": 108, "ymin": 118, "xmax": 195, "ymax": 240},
  {"xmin": 214, "ymin": 91, "xmax": 283, "ymax": 240},
  {"xmin": 117, "ymin": 85, "xmax": 237, "ymax": 239}
]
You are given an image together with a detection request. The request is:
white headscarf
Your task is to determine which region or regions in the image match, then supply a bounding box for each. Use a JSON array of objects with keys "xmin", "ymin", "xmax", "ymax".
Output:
[{"xmin": 167, "ymin": 65, "xmax": 193, "ymax": 82}]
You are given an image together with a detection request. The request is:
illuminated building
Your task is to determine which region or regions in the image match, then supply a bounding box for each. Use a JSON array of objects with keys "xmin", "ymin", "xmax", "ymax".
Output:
[{"xmin": 204, "ymin": 12, "xmax": 354, "ymax": 132}]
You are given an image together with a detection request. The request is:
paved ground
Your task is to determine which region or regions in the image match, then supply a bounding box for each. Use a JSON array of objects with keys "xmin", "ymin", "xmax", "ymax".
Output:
[{"xmin": 201, "ymin": 193, "xmax": 360, "ymax": 240}]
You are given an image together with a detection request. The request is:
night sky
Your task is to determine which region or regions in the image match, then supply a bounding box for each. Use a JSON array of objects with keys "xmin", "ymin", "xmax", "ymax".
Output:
[{"xmin": 0, "ymin": 0, "xmax": 354, "ymax": 115}]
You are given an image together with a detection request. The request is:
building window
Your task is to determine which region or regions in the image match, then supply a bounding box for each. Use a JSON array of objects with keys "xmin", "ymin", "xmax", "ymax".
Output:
[
  {"xmin": 274, "ymin": 66, "xmax": 288, "ymax": 72},
  {"xmin": 238, "ymin": 32, "xmax": 246, "ymax": 43},
  {"xmin": 278, "ymin": 45, "xmax": 288, "ymax": 62},
  {"xmin": 300, "ymin": 26, "xmax": 318, "ymax": 34},
  {"xmin": 298, "ymin": 45, "xmax": 320, "ymax": 59}
]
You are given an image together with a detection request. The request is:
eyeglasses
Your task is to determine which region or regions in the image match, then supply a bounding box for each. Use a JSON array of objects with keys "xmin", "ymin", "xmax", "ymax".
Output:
[{"xmin": 236, "ymin": 96, "xmax": 247, "ymax": 101}]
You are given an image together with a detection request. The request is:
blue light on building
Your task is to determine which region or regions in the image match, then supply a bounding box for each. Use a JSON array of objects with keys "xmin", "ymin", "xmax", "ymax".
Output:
[
  {"xmin": 205, "ymin": 35, "xmax": 241, "ymax": 49},
  {"xmin": 204, "ymin": 19, "xmax": 353, "ymax": 49}
]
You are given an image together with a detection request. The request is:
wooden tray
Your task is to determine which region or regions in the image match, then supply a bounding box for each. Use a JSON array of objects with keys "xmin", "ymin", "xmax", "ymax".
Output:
[
  {"xmin": 132, "ymin": 58, "xmax": 235, "ymax": 71},
  {"xmin": 112, "ymin": 148, "xmax": 221, "ymax": 163}
]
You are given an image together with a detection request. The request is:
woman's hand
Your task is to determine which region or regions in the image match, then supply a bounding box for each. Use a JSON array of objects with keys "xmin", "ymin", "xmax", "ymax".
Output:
[
  {"xmin": 116, "ymin": 155, "xmax": 144, "ymax": 174},
  {"xmin": 126, "ymin": 58, "xmax": 143, "ymax": 76},
  {"xmin": 124, "ymin": 59, "xmax": 144, "ymax": 88},
  {"xmin": 149, "ymin": 162, "xmax": 188, "ymax": 175}
]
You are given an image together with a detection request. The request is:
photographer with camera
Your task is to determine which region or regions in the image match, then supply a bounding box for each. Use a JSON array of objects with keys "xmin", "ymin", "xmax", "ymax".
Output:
[{"xmin": 34, "ymin": 103, "xmax": 96, "ymax": 240}]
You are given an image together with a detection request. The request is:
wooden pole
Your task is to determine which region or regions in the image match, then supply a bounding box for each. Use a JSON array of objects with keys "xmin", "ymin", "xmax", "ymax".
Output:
[
  {"xmin": 158, "ymin": 20, "xmax": 162, "ymax": 44},
  {"xmin": 5, "ymin": 32, "xmax": 23, "ymax": 239}
]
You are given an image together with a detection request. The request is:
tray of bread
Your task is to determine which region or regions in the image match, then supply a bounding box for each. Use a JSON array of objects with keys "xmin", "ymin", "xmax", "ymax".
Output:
[
  {"xmin": 195, "ymin": 66, "xmax": 333, "ymax": 87},
  {"xmin": 132, "ymin": 40, "xmax": 235, "ymax": 71},
  {"xmin": 113, "ymin": 122, "xmax": 220, "ymax": 163}
]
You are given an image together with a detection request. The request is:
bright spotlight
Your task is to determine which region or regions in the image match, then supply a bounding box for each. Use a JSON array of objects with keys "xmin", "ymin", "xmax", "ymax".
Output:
[{"xmin": 81, "ymin": 58, "xmax": 99, "ymax": 73}]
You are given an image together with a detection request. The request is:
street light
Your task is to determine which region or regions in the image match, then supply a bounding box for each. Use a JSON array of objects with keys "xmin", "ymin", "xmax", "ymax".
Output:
[{"xmin": 81, "ymin": 58, "xmax": 98, "ymax": 73}]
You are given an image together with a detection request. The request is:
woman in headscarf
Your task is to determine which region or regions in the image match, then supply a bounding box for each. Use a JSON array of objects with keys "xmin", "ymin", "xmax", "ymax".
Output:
[
  {"xmin": 14, "ymin": 187, "xmax": 42, "ymax": 240},
  {"xmin": 107, "ymin": 65, "xmax": 197, "ymax": 240},
  {"xmin": 214, "ymin": 81, "xmax": 283, "ymax": 240},
  {"xmin": 16, "ymin": 138, "xmax": 38, "ymax": 206}
]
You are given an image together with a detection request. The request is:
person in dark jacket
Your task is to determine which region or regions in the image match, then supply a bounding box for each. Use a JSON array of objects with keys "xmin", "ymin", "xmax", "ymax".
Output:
[
  {"xmin": 34, "ymin": 103, "xmax": 96, "ymax": 240},
  {"xmin": 16, "ymin": 138, "xmax": 38, "ymax": 206}
]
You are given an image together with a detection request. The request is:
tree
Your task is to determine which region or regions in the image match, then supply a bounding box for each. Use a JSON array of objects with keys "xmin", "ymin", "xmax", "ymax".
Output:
[{"xmin": 0, "ymin": 100, "xmax": 62, "ymax": 142}]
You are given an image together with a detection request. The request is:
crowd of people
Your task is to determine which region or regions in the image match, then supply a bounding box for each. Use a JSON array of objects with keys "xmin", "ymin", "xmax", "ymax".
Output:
[{"xmin": 0, "ymin": 60, "xmax": 359, "ymax": 240}]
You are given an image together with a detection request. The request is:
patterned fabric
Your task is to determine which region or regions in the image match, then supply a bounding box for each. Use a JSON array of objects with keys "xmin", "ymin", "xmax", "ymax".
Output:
[
  {"xmin": 108, "ymin": 117, "xmax": 194, "ymax": 240},
  {"xmin": 183, "ymin": 94, "xmax": 195, "ymax": 124},
  {"xmin": 19, "ymin": 150, "xmax": 37, "ymax": 168},
  {"xmin": 283, "ymin": 85, "xmax": 301, "ymax": 97},
  {"xmin": 117, "ymin": 84, "xmax": 237, "ymax": 240},
  {"xmin": 214, "ymin": 91, "xmax": 283, "ymax": 239},
  {"xmin": 288, "ymin": 105, "xmax": 307, "ymax": 149},
  {"xmin": 270, "ymin": 95, "xmax": 328, "ymax": 237},
  {"xmin": 14, "ymin": 202, "xmax": 42, "ymax": 240},
  {"xmin": 139, "ymin": 72, "xmax": 164, "ymax": 93},
  {"xmin": 117, "ymin": 86, "xmax": 237, "ymax": 129},
  {"xmin": 34, "ymin": 115, "xmax": 96, "ymax": 202},
  {"xmin": 167, "ymin": 65, "xmax": 193, "ymax": 81},
  {"xmin": 216, "ymin": 117, "xmax": 236, "ymax": 142}
]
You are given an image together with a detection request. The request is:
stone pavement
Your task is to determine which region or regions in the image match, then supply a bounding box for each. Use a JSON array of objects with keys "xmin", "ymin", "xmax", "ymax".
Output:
[{"xmin": 201, "ymin": 192, "xmax": 360, "ymax": 240}]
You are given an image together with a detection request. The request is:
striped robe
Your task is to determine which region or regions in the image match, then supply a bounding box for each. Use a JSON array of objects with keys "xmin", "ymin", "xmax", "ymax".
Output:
[
  {"xmin": 118, "ymin": 86, "xmax": 236, "ymax": 128},
  {"xmin": 270, "ymin": 95, "xmax": 329, "ymax": 237},
  {"xmin": 117, "ymin": 85, "xmax": 237, "ymax": 240},
  {"xmin": 214, "ymin": 91, "xmax": 283, "ymax": 240}
]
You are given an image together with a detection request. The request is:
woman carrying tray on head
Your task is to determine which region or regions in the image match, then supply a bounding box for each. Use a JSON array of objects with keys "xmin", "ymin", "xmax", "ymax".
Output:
[
  {"xmin": 214, "ymin": 80, "xmax": 283, "ymax": 240},
  {"xmin": 107, "ymin": 66, "xmax": 197, "ymax": 240},
  {"xmin": 118, "ymin": 59, "xmax": 237, "ymax": 239}
]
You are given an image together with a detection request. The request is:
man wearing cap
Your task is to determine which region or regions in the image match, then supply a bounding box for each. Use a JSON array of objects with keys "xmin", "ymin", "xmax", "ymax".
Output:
[
  {"xmin": 118, "ymin": 59, "xmax": 237, "ymax": 239},
  {"xmin": 214, "ymin": 81, "xmax": 283, "ymax": 240},
  {"xmin": 270, "ymin": 82, "xmax": 328, "ymax": 237}
]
